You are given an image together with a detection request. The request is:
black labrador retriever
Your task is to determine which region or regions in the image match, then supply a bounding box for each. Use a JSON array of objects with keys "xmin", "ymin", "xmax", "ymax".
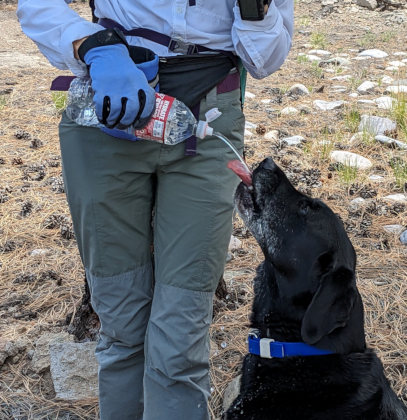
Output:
[{"xmin": 225, "ymin": 157, "xmax": 407, "ymax": 420}]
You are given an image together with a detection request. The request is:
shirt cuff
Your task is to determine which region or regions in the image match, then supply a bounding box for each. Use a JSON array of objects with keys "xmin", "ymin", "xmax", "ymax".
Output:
[
  {"xmin": 233, "ymin": 0, "xmax": 280, "ymax": 32},
  {"xmin": 60, "ymin": 21, "xmax": 104, "ymax": 76}
]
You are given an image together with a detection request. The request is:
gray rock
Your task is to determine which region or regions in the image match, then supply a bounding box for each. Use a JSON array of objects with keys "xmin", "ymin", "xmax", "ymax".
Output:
[
  {"xmin": 222, "ymin": 375, "xmax": 241, "ymax": 412},
  {"xmin": 350, "ymin": 132, "xmax": 365, "ymax": 144},
  {"xmin": 31, "ymin": 332, "xmax": 73, "ymax": 373},
  {"xmin": 288, "ymin": 83, "xmax": 310, "ymax": 96},
  {"xmin": 245, "ymin": 121, "xmax": 257, "ymax": 130},
  {"xmin": 375, "ymin": 135, "xmax": 407, "ymax": 150},
  {"xmin": 383, "ymin": 194, "xmax": 407, "ymax": 203},
  {"xmin": 330, "ymin": 151, "xmax": 372, "ymax": 170},
  {"xmin": 281, "ymin": 106, "xmax": 299, "ymax": 115},
  {"xmin": 385, "ymin": 85, "xmax": 407, "ymax": 94},
  {"xmin": 50, "ymin": 342, "xmax": 98, "ymax": 401},
  {"xmin": 308, "ymin": 49, "xmax": 332, "ymax": 56},
  {"xmin": 331, "ymin": 75, "xmax": 352, "ymax": 81},
  {"xmin": 228, "ymin": 235, "xmax": 242, "ymax": 252},
  {"xmin": 358, "ymin": 115, "xmax": 397, "ymax": 136},
  {"xmin": 313, "ymin": 100, "xmax": 345, "ymax": 111},
  {"xmin": 331, "ymin": 85, "xmax": 348, "ymax": 93},
  {"xmin": 368, "ymin": 174, "xmax": 384, "ymax": 182},
  {"xmin": 30, "ymin": 248, "xmax": 50, "ymax": 257},
  {"xmin": 0, "ymin": 339, "xmax": 19, "ymax": 366},
  {"xmin": 281, "ymin": 135, "xmax": 305, "ymax": 146},
  {"xmin": 349, "ymin": 197, "xmax": 367, "ymax": 212},
  {"xmin": 358, "ymin": 49, "xmax": 388, "ymax": 59},
  {"xmin": 381, "ymin": 75, "xmax": 394, "ymax": 85},
  {"xmin": 383, "ymin": 225, "xmax": 405, "ymax": 235},
  {"xmin": 319, "ymin": 57, "xmax": 351, "ymax": 67},
  {"xmin": 264, "ymin": 130, "xmax": 279, "ymax": 141},
  {"xmin": 357, "ymin": 99, "xmax": 376, "ymax": 107},
  {"xmin": 357, "ymin": 81, "xmax": 378, "ymax": 94},
  {"xmin": 400, "ymin": 230, "xmax": 407, "ymax": 245},
  {"xmin": 387, "ymin": 61, "xmax": 406, "ymax": 69},
  {"xmin": 374, "ymin": 96, "xmax": 395, "ymax": 110},
  {"xmin": 356, "ymin": 0, "xmax": 377, "ymax": 9},
  {"xmin": 298, "ymin": 53, "xmax": 321, "ymax": 62}
]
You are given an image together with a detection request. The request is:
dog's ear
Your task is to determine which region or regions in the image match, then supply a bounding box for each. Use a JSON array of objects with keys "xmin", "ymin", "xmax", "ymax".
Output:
[{"xmin": 301, "ymin": 265, "xmax": 357, "ymax": 345}]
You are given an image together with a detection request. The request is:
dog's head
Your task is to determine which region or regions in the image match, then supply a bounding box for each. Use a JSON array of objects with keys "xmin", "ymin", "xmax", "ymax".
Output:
[{"xmin": 234, "ymin": 157, "xmax": 365, "ymax": 353}]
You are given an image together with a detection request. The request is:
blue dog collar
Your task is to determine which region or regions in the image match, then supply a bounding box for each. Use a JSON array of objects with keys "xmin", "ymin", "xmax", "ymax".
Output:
[{"xmin": 248, "ymin": 331, "xmax": 333, "ymax": 359}]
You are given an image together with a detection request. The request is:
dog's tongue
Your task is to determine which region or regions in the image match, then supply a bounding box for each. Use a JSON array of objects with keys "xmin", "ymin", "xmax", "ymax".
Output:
[{"xmin": 227, "ymin": 160, "xmax": 252, "ymax": 186}]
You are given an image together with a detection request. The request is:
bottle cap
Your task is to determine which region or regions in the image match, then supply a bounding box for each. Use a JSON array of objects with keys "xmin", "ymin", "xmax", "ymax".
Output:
[
  {"xmin": 205, "ymin": 108, "xmax": 222, "ymax": 123},
  {"xmin": 196, "ymin": 121, "xmax": 213, "ymax": 139}
]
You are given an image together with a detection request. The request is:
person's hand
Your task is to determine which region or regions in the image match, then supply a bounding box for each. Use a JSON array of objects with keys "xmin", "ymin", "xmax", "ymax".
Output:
[{"xmin": 83, "ymin": 43, "xmax": 156, "ymax": 129}]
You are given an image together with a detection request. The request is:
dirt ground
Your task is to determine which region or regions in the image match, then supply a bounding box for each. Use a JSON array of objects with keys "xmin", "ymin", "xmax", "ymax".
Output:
[{"xmin": 0, "ymin": 1, "xmax": 406, "ymax": 419}]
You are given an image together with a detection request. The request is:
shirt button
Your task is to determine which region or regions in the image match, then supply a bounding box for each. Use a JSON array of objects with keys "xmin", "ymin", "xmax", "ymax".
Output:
[{"xmin": 177, "ymin": 7, "xmax": 183, "ymax": 13}]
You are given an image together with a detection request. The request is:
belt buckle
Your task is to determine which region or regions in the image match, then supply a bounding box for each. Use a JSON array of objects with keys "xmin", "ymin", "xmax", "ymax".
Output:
[
  {"xmin": 168, "ymin": 37, "xmax": 198, "ymax": 55},
  {"xmin": 248, "ymin": 329, "xmax": 260, "ymax": 339}
]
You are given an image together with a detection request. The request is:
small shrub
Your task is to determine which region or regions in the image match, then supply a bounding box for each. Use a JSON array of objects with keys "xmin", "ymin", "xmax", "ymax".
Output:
[
  {"xmin": 337, "ymin": 163, "xmax": 358, "ymax": 185},
  {"xmin": 51, "ymin": 92, "xmax": 67, "ymax": 113},
  {"xmin": 297, "ymin": 54, "xmax": 310, "ymax": 64},
  {"xmin": 319, "ymin": 140, "xmax": 334, "ymax": 161},
  {"xmin": 310, "ymin": 61, "xmax": 324, "ymax": 79},
  {"xmin": 361, "ymin": 129, "xmax": 375, "ymax": 145},
  {"xmin": 389, "ymin": 158, "xmax": 407, "ymax": 190},
  {"xmin": 310, "ymin": 32, "xmax": 327, "ymax": 49},
  {"xmin": 391, "ymin": 93, "xmax": 407, "ymax": 135},
  {"xmin": 298, "ymin": 16, "xmax": 310, "ymax": 27},
  {"xmin": 343, "ymin": 107, "xmax": 361, "ymax": 133},
  {"xmin": 359, "ymin": 31, "xmax": 376, "ymax": 49},
  {"xmin": 0, "ymin": 95, "xmax": 6, "ymax": 110}
]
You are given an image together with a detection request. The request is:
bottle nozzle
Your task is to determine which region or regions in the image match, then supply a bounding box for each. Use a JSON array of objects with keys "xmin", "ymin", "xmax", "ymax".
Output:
[{"xmin": 196, "ymin": 121, "xmax": 214, "ymax": 139}]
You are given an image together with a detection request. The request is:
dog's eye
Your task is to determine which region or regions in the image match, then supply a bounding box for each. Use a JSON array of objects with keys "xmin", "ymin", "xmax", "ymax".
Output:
[{"xmin": 298, "ymin": 200, "xmax": 310, "ymax": 215}]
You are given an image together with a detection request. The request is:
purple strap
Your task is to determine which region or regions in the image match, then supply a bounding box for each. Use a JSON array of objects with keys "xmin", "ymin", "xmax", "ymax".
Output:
[
  {"xmin": 98, "ymin": 18, "xmax": 211, "ymax": 55},
  {"xmin": 51, "ymin": 75, "xmax": 76, "ymax": 91},
  {"xmin": 50, "ymin": 72, "xmax": 240, "ymax": 156},
  {"xmin": 184, "ymin": 73, "xmax": 240, "ymax": 156},
  {"xmin": 98, "ymin": 18, "xmax": 238, "ymax": 64},
  {"xmin": 217, "ymin": 72, "xmax": 240, "ymax": 94},
  {"xmin": 50, "ymin": 15, "xmax": 241, "ymax": 156}
]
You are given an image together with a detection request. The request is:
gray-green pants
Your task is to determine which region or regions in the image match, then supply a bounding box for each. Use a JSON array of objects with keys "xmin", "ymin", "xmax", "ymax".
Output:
[{"xmin": 59, "ymin": 87, "xmax": 244, "ymax": 420}]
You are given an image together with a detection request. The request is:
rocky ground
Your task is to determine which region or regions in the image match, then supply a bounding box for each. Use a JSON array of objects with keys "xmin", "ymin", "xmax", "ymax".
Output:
[{"xmin": 0, "ymin": 1, "xmax": 407, "ymax": 419}]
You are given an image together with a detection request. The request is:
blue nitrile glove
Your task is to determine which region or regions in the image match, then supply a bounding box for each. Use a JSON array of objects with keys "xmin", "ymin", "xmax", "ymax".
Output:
[{"xmin": 83, "ymin": 44, "xmax": 156, "ymax": 129}]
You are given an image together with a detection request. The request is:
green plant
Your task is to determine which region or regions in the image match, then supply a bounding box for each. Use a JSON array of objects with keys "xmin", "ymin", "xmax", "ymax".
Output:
[
  {"xmin": 337, "ymin": 163, "xmax": 358, "ymax": 185},
  {"xmin": 310, "ymin": 32, "xmax": 327, "ymax": 49},
  {"xmin": 0, "ymin": 95, "xmax": 7, "ymax": 110},
  {"xmin": 310, "ymin": 61, "xmax": 324, "ymax": 79},
  {"xmin": 319, "ymin": 140, "xmax": 334, "ymax": 161},
  {"xmin": 361, "ymin": 129, "xmax": 375, "ymax": 145},
  {"xmin": 334, "ymin": 66, "xmax": 344, "ymax": 75},
  {"xmin": 390, "ymin": 158, "xmax": 407, "ymax": 190},
  {"xmin": 391, "ymin": 93, "xmax": 407, "ymax": 135},
  {"xmin": 381, "ymin": 31, "xmax": 396, "ymax": 43},
  {"xmin": 359, "ymin": 31, "xmax": 376, "ymax": 49},
  {"xmin": 297, "ymin": 54, "xmax": 310, "ymax": 64},
  {"xmin": 51, "ymin": 92, "xmax": 67, "ymax": 113},
  {"xmin": 348, "ymin": 76, "xmax": 362, "ymax": 91},
  {"xmin": 343, "ymin": 107, "xmax": 361, "ymax": 133},
  {"xmin": 298, "ymin": 16, "xmax": 310, "ymax": 27}
]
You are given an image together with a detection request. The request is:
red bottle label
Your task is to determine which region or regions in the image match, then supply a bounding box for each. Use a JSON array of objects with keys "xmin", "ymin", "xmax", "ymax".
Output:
[{"xmin": 133, "ymin": 93, "xmax": 175, "ymax": 142}]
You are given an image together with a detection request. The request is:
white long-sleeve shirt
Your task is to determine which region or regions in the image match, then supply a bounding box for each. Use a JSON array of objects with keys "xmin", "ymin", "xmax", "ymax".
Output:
[{"xmin": 17, "ymin": 0, "xmax": 294, "ymax": 79}]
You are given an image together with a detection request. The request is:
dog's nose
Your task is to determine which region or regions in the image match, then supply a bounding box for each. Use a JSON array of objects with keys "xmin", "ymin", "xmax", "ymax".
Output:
[{"xmin": 262, "ymin": 157, "xmax": 277, "ymax": 171}]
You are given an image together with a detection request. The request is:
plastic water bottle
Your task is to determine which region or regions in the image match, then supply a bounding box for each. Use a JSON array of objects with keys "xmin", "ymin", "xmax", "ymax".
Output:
[{"xmin": 65, "ymin": 77, "xmax": 218, "ymax": 144}]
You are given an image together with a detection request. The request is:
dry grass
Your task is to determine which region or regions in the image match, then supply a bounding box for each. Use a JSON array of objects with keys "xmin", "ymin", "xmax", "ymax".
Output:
[{"xmin": 1, "ymin": 2, "xmax": 407, "ymax": 419}]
